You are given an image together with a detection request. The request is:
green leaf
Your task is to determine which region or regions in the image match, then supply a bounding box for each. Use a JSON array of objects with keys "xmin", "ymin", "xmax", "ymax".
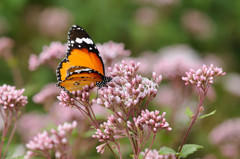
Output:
[
  {"xmin": 184, "ymin": 107, "xmax": 193, "ymax": 119},
  {"xmin": 159, "ymin": 146, "xmax": 176, "ymax": 155},
  {"xmin": 198, "ymin": 110, "xmax": 216, "ymax": 119},
  {"xmin": 179, "ymin": 144, "xmax": 203, "ymax": 158}
]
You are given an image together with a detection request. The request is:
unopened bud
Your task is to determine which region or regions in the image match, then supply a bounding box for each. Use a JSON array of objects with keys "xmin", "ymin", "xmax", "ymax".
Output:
[{"xmin": 199, "ymin": 106, "xmax": 204, "ymax": 112}]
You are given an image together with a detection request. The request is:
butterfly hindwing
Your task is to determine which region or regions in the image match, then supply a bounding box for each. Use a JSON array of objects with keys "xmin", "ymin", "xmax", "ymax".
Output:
[{"xmin": 57, "ymin": 68, "xmax": 103, "ymax": 92}]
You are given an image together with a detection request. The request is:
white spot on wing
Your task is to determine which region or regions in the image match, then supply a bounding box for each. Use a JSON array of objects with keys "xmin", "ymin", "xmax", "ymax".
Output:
[
  {"xmin": 74, "ymin": 68, "xmax": 92, "ymax": 74},
  {"xmin": 76, "ymin": 37, "xmax": 93, "ymax": 44}
]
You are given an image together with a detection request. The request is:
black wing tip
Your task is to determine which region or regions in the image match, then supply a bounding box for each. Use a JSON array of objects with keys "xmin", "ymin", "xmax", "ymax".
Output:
[
  {"xmin": 69, "ymin": 24, "xmax": 84, "ymax": 32},
  {"xmin": 56, "ymin": 58, "xmax": 68, "ymax": 82}
]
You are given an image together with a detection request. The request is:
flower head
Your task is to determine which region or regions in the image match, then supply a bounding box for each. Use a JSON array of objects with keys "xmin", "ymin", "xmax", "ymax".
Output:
[
  {"xmin": 29, "ymin": 41, "xmax": 67, "ymax": 71},
  {"xmin": 92, "ymin": 113, "xmax": 125, "ymax": 143},
  {"xmin": 96, "ymin": 41, "xmax": 130, "ymax": 68},
  {"xmin": 133, "ymin": 109, "xmax": 172, "ymax": 133},
  {"xmin": 57, "ymin": 84, "xmax": 95, "ymax": 107},
  {"xmin": 153, "ymin": 44, "xmax": 202, "ymax": 80},
  {"xmin": 18, "ymin": 113, "xmax": 52, "ymax": 142},
  {"xmin": 0, "ymin": 84, "xmax": 27, "ymax": 110},
  {"xmin": 95, "ymin": 61, "xmax": 161, "ymax": 112},
  {"xmin": 181, "ymin": 10, "xmax": 214, "ymax": 39},
  {"xmin": 25, "ymin": 121, "xmax": 77, "ymax": 159},
  {"xmin": 209, "ymin": 118, "xmax": 240, "ymax": 145},
  {"xmin": 140, "ymin": 149, "xmax": 176, "ymax": 159},
  {"xmin": 182, "ymin": 64, "xmax": 226, "ymax": 91},
  {"xmin": 38, "ymin": 7, "xmax": 72, "ymax": 38},
  {"xmin": 33, "ymin": 83, "xmax": 60, "ymax": 104}
]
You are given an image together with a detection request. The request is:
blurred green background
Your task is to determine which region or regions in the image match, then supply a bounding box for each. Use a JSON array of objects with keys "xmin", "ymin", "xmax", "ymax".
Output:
[{"xmin": 0, "ymin": 0, "xmax": 240, "ymax": 158}]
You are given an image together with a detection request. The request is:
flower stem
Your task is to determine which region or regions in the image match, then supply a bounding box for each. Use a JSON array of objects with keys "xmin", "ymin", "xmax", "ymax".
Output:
[
  {"xmin": 142, "ymin": 134, "xmax": 156, "ymax": 159},
  {"xmin": 3, "ymin": 113, "xmax": 18, "ymax": 158},
  {"xmin": 106, "ymin": 143, "xmax": 119, "ymax": 159},
  {"xmin": 176, "ymin": 92, "xmax": 207, "ymax": 158}
]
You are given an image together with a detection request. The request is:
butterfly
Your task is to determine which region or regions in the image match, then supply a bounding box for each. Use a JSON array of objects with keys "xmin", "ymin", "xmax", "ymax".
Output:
[{"xmin": 56, "ymin": 25, "xmax": 112, "ymax": 93}]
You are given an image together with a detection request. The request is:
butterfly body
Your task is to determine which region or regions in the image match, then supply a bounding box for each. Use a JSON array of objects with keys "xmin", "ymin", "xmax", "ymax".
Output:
[{"xmin": 56, "ymin": 25, "xmax": 112, "ymax": 93}]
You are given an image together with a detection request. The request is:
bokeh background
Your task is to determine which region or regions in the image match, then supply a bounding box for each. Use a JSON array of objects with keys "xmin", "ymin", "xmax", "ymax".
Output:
[{"xmin": 0, "ymin": 0, "xmax": 240, "ymax": 158}]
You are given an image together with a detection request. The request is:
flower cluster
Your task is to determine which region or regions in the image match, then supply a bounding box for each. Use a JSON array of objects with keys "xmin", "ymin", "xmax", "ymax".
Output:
[
  {"xmin": 140, "ymin": 149, "xmax": 176, "ymax": 159},
  {"xmin": 57, "ymin": 84, "xmax": 95, "ymax": 107},
  {"xmin": 153, "ymin": 45, "xmax": 202, "ymax": 79},
  {"xmin": 182, "ymin": 64, "xmax": 226, "ymax": 91},
  {"xmin": 133, "ymin": 110, "xmax": 172, "ymax": 133},
  {"xmin": 33, "ymin": 83, "xmax": 60, "ymax": 104},
  {"xmin": 25, "ymin": 121, "xmax": 77, "ymax": 159},
  {"xmin": 209, "ymin": 118, "xmax": 240, "ymax": 158},
  {"xmin": 0, "ymin": 84, "xmax": 27, "ymax": 110},
  {"xmin": 38, "ymin": 7, "xmax": 72, "ymax": 38},
  {"xmin": 95, "ymin": 61, "xmax": 162, "ymax": 112},
  {"xmin": 18, "ymin": 113, "xmax": 52, "ymax": 142},
  {"xmin": 29, "ymin": 41, "xmax": 67, "ymax": 71},
  {"xmin": 92, "ymin": 113, "xmax": 124, "ymax": 143},
  {"xmin": 181, "ymin": 10, "xmax": 214, "ymax": 40},
  {"xmin": 91, "ymin": 61, "xmax": 170, "ymax": 158},
  {"xmin": 209, "ymin": 118, "xmax": 240, "ymax": 145},
  {"xmin": 96, "ymin": 41, "xmax": 131, "ymax": 68}
]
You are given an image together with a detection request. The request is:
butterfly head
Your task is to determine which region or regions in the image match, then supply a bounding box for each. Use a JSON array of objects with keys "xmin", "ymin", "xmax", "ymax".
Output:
[{"xmin": 96, "ymin": 76, "xmax": 112, "ymax": 88}]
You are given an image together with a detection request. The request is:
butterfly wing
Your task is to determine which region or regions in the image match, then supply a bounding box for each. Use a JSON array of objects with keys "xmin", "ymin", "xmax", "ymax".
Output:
[
  {"xmin": 56, "ymin": 25, "xmax": 105, "ymax": 82},
  {"xmin": 57, "ymin": 68, "xmax": 103, "ymax": 92}
]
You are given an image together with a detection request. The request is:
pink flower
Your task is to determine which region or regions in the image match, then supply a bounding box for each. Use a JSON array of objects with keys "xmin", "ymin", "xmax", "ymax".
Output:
[
  {"xmin": 96, "ymin": 41, "xmax": 130, "ymax": 68},
  {"xmin": 29, "ymin": 41, "xmax": 67, "ymax": 71},
  {"xmin": 154, "ymin": 85, "xmax": 176, "ymax": 107},
  {"xmin": 209, "ymin": 118, "xmax": 240, "ymax": 145},
  {"xmin": 0, "ymin": 84, "xmax": 27, "ymax": 110},
  {"xmin": 181, "ymin": 10, "xmax": 214, "ymax": 39},
  {"xmin": 135, "ymin": 7, "xmax": 158, "ymax": 26},
  {"xmin": 57, "ymin": 84, "xmax": 95, "ymax": 107},
  {"xmin": 223, "ymin": 73, "xmax": 240, "ymax": 97},
  {"xmin": 153, "ymin": 44, "xmax": 202, "ymax": 80},
  {"xmin": 123, "ymin": 52, "xmax": 158, "ymax": 76},
  {"xmin": 49, "ymin": 102, "xmax": 84, "ymax": 124},
  {"xmin": 18, "ymin": 112, "xmax": 52, "ymax": 142},
  {"xmin": 182, "ymin": 64, "xmax": 226, "ymax": 91},
  {"xmin": 38, "ymin": 7, "xmax": 72, "ymax": 38},
  {"xmin": 95, "ymin": 61, "xmax": 161, "ymax": 111},
  {"xmin": 92, "ymin": 113, "xmax": 125, "ymax": 143},
  {"xmin": 140, "ymin": 149, "xmax": 176, "ymax": 159},
  {"xmin": 133, "ymin": 109, "xmax": 172, "ymax": 133},
  {"xmin": 220, "ymin": 144, "xmax": 238, "ymax": 159},
  {"xmin": 33, "ymin": 83, "xmax": 60, "ymax": 105},
  {"xmin": 25, "ymin": 121, "xmax": 77, "ymax": 159}
]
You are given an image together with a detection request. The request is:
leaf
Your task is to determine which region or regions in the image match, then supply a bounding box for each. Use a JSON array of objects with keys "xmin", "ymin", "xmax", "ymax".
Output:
[
  {"xmin": 179, "ymin": 144, "xmax": 203, "ymax": 158},
  {"xmin": 184, "ymin": 107, "xmax": 193, "ymax": 119},
  {"xmin": 159, "ymin": 146, "xmax": 176, "ymax": 155},
  {"xmin": 198, "ymin": 110, "xmax": 216, "ymax": 119}
]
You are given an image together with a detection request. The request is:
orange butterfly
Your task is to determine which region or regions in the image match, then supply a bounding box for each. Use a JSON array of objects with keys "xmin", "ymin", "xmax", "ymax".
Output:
[{"xmin": 56, "ymin": 25, "xmax": 112, "ymax": 93}]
